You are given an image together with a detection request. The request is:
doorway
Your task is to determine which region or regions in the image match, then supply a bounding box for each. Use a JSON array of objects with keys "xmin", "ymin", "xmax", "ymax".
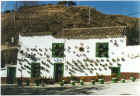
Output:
[
  {"xmin": 7, "ymin": 67, "xmax": 16, "ymax": 84},
  {"xmin": 54, "ymin": 63, "xmax": 64, "ymax": 82},
  {"xmin": 31, "ymin": 62, "xmax": 40, "ymax": 78}
]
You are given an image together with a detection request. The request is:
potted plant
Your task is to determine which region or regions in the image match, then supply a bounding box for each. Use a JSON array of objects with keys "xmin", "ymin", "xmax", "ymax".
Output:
[
  {"xmin": 97, "ymin": 74, "xmax": 104, "ymax": 84},
  {"xmin": 34, "ymin": 79, "xmax": 40, "ymax": 86},
  {"xmin": 91, "ymin": 79, "xmax": 95, "ymax": 85},
  {"xmin": 25, "ymin": 79, "xmax": 30, "ymax": 86},
  {"xmin": 80, "ymin": 78, "xmax": 84, "ymax": 85},
  {"xmin": 130, "ymin": 76, "xmax": 136, "ymax": 82},
  {"xmin": 121, "ymin": 79, "xmax": 126, "ymax": 83},
  {"xmin": 59, "ymin": 81, "xmax": 64, "ymax": 87}
]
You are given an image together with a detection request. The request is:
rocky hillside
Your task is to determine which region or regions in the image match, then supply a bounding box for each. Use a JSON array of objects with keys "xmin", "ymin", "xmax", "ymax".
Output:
[{"xmin": 1, "ymin": 4, "xmax": 139, "ymax": 45}]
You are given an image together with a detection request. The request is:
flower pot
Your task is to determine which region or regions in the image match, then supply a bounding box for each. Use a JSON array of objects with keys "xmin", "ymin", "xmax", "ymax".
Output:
[
  {"xmin": 80, "ymin": 80, "xmax": 84, "ymax": 85},
  {"xmin": 91, "ymin": 80, "xmax": 95, "ymax": 85},
  {"xmin": 35, "ymin": 80, "xmax": 40, "ymax": 86},
  {"xmin": 130, "ymin": 77, "xmax": 136, "ymax": 82},
  {"xmin": 121, "ymin": 79, "xmax": 126, "ymax": 83},
  {"xmin": 71, "ymin": 81, "xmax": 76, "ymax": 86},
  {"xmin": 60, "ymin": 82, "xmax": 64, "ymax": 87},
  {"xmin": 17, "ymin": 79, "xmax": 22, "ymax": 86},
  {"xmin": 26, "ymin": 80, "xmax": 30, "ymax": 86},
  {"xmin": 112, "ymin": 78, "xmax": 118, "ymax": 83},
  {"xmin": 98, "ymin": 79, "xmax": 104, "ymax": 84}
]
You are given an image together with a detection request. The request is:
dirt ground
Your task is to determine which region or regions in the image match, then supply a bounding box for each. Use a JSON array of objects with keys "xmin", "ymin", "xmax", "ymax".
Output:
[{"xmin": 1, "ymin": 79, "xmax": 140, "ymax": 95}]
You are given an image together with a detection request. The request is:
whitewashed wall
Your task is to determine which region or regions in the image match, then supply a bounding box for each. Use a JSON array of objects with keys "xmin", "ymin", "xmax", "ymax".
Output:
[
  {"xmin": 14, "ymin": 35, "xmax": 127, "ymax": 79},
  {"xmin": 1, "ymin": 67, "xmax": 7, "ymax": 77},
  {"xmin": 121, "ymin": 45, "xmax": 140, "ymax": 73}
]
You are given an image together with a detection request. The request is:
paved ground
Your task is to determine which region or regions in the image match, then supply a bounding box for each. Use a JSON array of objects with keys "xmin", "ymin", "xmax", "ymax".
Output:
[{"xmin": 1, "ymin": 79, "xmax": 140, "ymax": 95}]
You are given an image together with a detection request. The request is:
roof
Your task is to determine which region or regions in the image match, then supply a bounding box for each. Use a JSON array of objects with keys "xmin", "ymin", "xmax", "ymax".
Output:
[{"xmin": 21, "ymin": 26, "xmax": 126, "ymax": 39}]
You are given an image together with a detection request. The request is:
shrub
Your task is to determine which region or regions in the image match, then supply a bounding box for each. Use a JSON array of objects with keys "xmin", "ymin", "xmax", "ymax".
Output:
[{"xmin": 34, "ymin": 79, "xmax": 40, "ymax": 86}]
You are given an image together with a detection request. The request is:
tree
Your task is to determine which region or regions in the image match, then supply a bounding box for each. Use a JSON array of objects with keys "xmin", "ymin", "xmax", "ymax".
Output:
[
  {"xmin": 57, "ymin": 1, "xmax": 76, "ymax": 6},
  {"xmin": 57, "ymin": 1, "xmax": 67, "ymax": 6},
  {"xmin": 67, "ymin": 1, "xmax": 76, "ymax": 6}
]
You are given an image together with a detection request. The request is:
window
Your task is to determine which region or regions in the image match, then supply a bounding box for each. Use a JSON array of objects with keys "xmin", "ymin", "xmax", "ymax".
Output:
[
  {"xmin": 96, "ymin": 43, "xmax": 109, "ymax": 57},
  {"xmin": 52, "ymin": 43, "xmax": 64, "ymax": 58},
  {"xmin": 31, "ymin": 62, "xmax": 40, "ymax": 78}
]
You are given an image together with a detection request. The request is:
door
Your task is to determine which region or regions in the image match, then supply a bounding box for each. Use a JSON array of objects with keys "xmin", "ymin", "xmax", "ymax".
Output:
[
  {"xmin": 7, "ymin": 67, "xmax": 16, "ymax": 84},
  {"xmin": 54, "ymin": 63, "xmax": 64, "ymax": 82},
  {"xmin": 111, "ymin": 67, "xmax": 120, "ymax": 78},
  {"xmin": 31, "ymin": 62, "xmax": 40, "ymax": 78}
]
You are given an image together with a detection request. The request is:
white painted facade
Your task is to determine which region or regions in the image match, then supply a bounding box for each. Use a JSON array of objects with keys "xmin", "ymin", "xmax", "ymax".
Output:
[{"xmin": 2, "ymin": 35, "xmax": 140, "ymax": 78}]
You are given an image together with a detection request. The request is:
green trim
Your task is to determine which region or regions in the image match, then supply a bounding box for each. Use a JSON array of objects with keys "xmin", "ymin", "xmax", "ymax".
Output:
[
  {"xmin": 7, "ymin": 67, "xmax": 16, "ymax": 84},
  {"xmin": 111, "ymin": 67, "xmax": 120, "ymax": 78},
  {"xmin": 96, "ymin": 42, "xmax": 109, "ymax": 57},
  {"xmin": 52, "ymin": 43, "xmax": 64, "ymax": 58}
]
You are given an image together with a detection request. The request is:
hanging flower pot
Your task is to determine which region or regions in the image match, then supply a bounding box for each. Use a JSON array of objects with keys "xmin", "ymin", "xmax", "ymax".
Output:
[
  {"xmin": 117, "ymin": 63, "xmax": 121, "ymax": 67},
  {"xmin": 117, "ymin": 58, "xmax": 120, "ymax": 61},
  {"xmin": 106, "ymin": 59, "xmax": 110, "ymax": 62},
  {"xmin": 101, "ymin": 59, "xmax": 104, "ymax": 62},
  {"xmin": 96, "ymin": 59, "xmax": 100, "ymax": 63},
  {"xmin": 104, "ymin": 67, "xmax": 107, "ymax": 70}
]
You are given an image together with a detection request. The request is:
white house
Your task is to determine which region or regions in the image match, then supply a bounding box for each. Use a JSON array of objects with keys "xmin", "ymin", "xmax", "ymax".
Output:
[{"xmin": 2, "ymin": 26, "xmax": 140, "ymax": 83}]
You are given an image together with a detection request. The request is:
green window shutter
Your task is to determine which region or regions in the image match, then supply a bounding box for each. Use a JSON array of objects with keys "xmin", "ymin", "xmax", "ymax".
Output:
[
  {"xmin": 52, "ymin": 43, "xmax": 64, "ymax": 58},
  {"xmin": 96, "ymin": 43, "xmax": 109, "ymax": 57}
]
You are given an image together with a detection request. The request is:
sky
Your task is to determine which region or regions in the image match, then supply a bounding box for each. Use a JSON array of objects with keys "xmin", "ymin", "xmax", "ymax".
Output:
[{"xmin": 1, "ymin": 1, "xmax": 140, "ymax": 18}]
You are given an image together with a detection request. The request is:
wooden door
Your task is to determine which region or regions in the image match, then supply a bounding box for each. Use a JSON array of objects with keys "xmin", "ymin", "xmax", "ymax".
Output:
[
  {"xmin": 7, "ymin": 67, "xmax": 16, "ymax": 84},
  {"xmin": 54, "ymin": 63, "xmax": 64, "ymax": 82}
]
